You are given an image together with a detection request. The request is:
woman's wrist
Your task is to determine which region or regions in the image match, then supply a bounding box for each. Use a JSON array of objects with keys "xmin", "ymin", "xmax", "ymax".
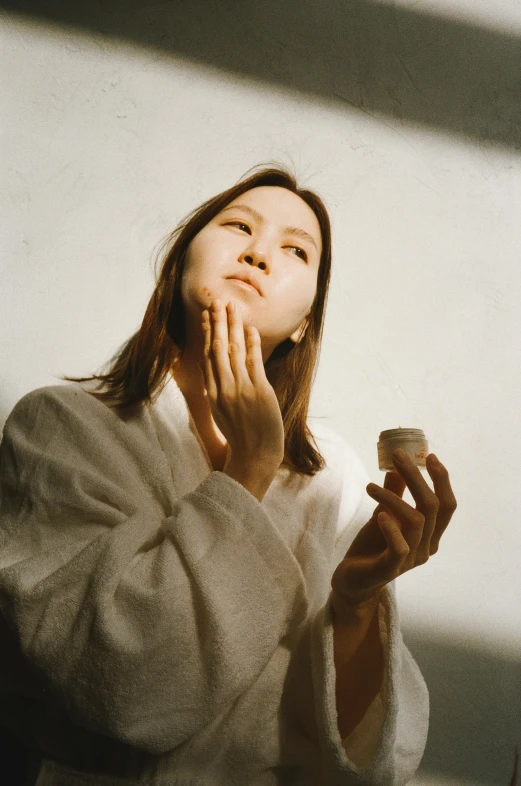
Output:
[
  {"xmin": 222, "ymin": 458, "xmax": 278, "ymax": 503},
  {"xmin": 330, "ymin": 587, "xmax": 383, "ymax": 628}
]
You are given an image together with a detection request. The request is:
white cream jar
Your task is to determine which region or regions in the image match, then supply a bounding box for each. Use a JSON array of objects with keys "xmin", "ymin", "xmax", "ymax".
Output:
[{"xmin": 377, "ymin": 428, "xmax": 429, "ymax": 471}]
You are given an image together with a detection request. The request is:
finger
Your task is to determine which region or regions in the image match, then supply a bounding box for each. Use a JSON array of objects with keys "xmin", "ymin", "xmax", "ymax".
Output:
[
  {"xmin": 210, "ymin": 299, "xmax": 234, "ymax": 391},
  {"xmin": 390, "ymin": 450, "xmax": 440, "ymax": 561},
  {"xmin": 375, "ymin": 512, "xmax": 411, "ymax": 577},
  {"xmin": 226, "ymin": 300, "xmax": 251, "ymax": 386},
  {"xmin": 425, "ymin": 455, "xmax": 458, "ymax": 554},
  {"xmin": 201, "ymin": 309, "xmax": 218, "ymax": 401},
  {"xmin": 390, "ymin": 450, "xmax": 439, "ymax": 514},
  {"xmin": 366, "ymin": 483, "xmax": 425, "ymax": 552},
  {"xmin": 245, "ymin": 323, "xmax": 264, "ymax": 387},
  {"xmin": 383, "ymin": 470, "xmax": 406, "ymax": 498},
  {"xmin": 367, "ymin": 471, "xmax": 405, "ymax": 521}
]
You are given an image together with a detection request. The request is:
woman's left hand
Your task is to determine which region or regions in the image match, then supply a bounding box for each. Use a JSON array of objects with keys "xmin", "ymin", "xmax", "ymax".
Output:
[{"xmin": 331, "ymin": 450, "xmax": 458, "ymax": 610}]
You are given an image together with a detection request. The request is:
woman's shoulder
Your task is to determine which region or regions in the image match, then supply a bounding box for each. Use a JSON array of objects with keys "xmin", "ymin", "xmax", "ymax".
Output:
[
  {"xmin": 7, "ymin": 380, "xmax": 100, "ymax": 419},
  {"xmin": 308, "ymin": 418, "xmax": 366, "ymax": 475},
  {"xmin": 2, "ymin": 381, "xmax": 119, "ymax": 445},
  {"xmin": 307, "ymin": 419, "xmax": 373, "ymax": 541}
]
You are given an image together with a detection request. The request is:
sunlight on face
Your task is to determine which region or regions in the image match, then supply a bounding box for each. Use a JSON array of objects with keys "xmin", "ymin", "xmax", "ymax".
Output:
[{"xmin": 181, "ymin": 186, "xmax": 323, "ymax": 359}]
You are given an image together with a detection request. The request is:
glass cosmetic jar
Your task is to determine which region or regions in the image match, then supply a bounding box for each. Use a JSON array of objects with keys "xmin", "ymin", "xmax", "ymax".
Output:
[{"xmin": 378, "ymin": 428, "xmax": 429, "ymax": 471}]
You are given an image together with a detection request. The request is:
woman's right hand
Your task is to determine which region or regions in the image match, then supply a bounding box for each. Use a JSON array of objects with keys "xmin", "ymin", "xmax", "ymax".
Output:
[{"xmin": 199, "ymin": 298, "xmax": 285, "ymax": 472}]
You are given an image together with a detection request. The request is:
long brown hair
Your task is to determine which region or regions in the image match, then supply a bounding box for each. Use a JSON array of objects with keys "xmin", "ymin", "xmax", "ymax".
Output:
[{"xmin": 62, "ymin": 164, "xmax": 333, "ymax": 476}]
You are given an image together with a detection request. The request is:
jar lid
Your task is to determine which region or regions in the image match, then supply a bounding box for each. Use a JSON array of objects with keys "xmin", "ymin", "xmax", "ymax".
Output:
[{"xmin": 378, "ymin": 428, "xmax": 426, "ymax": 441}]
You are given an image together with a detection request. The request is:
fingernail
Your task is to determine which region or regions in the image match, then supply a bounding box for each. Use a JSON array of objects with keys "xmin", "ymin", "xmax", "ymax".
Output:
[
  {"xmin": 394, "ymin": 448, "xmax": 407, "ymax": 462},
  {"xmin": 430, "ymin": 454, "xmax": 440, "ymax": 467}
]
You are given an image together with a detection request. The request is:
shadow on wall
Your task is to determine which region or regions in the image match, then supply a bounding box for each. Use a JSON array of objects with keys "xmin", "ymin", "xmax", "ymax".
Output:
[
  {"xmin": 1, "ymin": 3, "xmax": 520, "ymax": 782},
  {"xmin": 1, "ymin": 0, "xmax": 521, "ymax": 151},
  {"xmin": 402, "ymin": 624, "xmax": 521, "ymax": 785},
  {"xmin": 0, "ymin": 620, "xmax": 519, "ymax": 785}
]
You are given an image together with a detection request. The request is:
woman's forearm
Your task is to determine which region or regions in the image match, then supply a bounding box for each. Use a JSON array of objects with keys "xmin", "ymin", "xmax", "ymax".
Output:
[{"xmin": 331, "ymin": 590, "xmax": 385, "ymax": 740}]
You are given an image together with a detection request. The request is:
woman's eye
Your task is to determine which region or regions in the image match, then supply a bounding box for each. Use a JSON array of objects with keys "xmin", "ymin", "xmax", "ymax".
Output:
[
  {"xmin": 226, "ymin": 221, "xmax": 251, "ymax": 233},
  {"xmin": 287, "ymin": 246, "xmax": 307, "ymax": 261},
  {"xmin": 224, "ymin": 224, "xmax": 306, "ymax": 261}
]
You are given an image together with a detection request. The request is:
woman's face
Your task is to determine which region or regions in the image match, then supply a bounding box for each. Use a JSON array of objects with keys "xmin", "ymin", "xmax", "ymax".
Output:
[{"xmin": 180, "ymin": 185, "xmax": 323, "ymax": 361}]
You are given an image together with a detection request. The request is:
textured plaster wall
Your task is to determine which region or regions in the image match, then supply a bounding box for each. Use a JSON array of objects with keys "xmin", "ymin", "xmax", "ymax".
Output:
[{"xmin": 1, "ymin": 4, "xmax": 520, "ymax": 784}]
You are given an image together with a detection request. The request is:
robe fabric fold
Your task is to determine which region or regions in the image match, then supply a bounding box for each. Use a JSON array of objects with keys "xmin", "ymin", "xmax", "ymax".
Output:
[{"xmin": 0, "ymin": 373, "xmax": 429, "ymax": 785}]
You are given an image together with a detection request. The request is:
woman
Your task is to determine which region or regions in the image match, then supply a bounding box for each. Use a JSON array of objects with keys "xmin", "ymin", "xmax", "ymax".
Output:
[{"xmin": 0, "ymin": 165, "xmax": 457, "ymax": 785}]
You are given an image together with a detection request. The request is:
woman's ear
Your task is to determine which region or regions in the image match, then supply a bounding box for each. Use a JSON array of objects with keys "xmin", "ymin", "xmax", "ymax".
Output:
[{"xmin": 289, "ymin": 318, "xmax": 309, "ymax": 344}]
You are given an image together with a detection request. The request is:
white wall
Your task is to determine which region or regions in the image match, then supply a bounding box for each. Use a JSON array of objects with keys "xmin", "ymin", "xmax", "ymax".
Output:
[{"xmin": 1, "ymin": 6, "xmax": 520, "ymax": 784}]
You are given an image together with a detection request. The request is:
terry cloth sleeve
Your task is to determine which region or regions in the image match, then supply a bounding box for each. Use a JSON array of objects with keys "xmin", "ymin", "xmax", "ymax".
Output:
[
  {"xmin": 0, "ymin": 386, "xmax": 309, "ymax": 755},
  {"xmin": 309, "ymin": 436, "xmax": 430, "ymax": 785}
]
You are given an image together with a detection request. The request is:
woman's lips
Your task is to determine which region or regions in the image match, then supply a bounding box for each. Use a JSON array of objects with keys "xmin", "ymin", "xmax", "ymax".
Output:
[{"xmin": 227, "ymin": 278, "xmax": 260, "ymax": 295}]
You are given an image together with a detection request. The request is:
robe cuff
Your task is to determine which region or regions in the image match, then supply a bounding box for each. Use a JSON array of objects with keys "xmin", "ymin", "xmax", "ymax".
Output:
[{"xmin": 310, "ymin": 583, "xmax": 429, "ymax": 784}]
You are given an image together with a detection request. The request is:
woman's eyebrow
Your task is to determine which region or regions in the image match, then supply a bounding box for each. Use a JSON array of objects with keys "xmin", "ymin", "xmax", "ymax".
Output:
[{"xmin": 221, "ymin": 204, "xmax": 318, "ymax": 251}]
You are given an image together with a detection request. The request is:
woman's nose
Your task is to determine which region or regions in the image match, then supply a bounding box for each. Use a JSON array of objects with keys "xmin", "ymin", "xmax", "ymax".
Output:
[{"xmin": 240, "ymin": 247, "xmax": 269, "ymax": 271}]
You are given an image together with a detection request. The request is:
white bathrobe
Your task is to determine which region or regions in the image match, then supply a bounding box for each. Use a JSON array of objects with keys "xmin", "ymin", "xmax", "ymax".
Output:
[{"xmin": 0, "ymin": 373, "xmax": 429, "ymax": 786}]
